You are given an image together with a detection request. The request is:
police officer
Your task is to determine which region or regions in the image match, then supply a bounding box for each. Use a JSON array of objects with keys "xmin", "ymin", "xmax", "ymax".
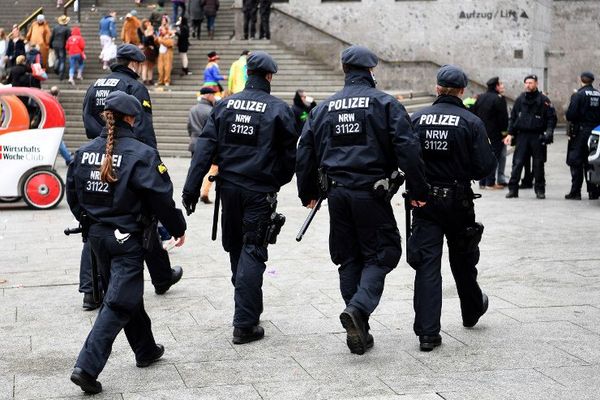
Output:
[
  {"xmin": 409, "ymin": 65, "xmax": 496, "ymax": 352},
  {"xmin": 296, "ymin": 46, "xmax": 429, "ymax": 355},
  {"xmin": 79, "ymin": 44, "xmax": 182, "ymax": 309},
  {"xmin": 182, "ymin": 51, "xmax": 298, "ymax": 344},
  {"xmin": 565, "ymin": 71, "xmax": 600, "ymax": 200},
  {"xmin": 504, "ymin": 74, "xmax": 557, "ymax": 199},
  {"xmin": 67, "ymin": 91, "xmax": 186, "ymax": 394}
]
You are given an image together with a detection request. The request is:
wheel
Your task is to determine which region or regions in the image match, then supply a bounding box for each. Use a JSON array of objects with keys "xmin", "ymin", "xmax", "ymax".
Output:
[{"xmin": 22, "ymin": 169, "xmax": 65, "ymax": 210}]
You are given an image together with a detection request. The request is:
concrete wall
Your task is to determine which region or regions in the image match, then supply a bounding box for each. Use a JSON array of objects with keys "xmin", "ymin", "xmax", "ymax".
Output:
[
  {"xmin": 548, "ymin": 1, "xmax": 600, "ymax": 116},
  {"xmin": 234, "ymin": 0, "xmax": 600, "ymax": 116}
]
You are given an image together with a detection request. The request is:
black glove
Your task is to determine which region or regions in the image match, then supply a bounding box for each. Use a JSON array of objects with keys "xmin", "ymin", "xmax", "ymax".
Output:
[
  {"xmin": 182, "ymin": 191, "xmax": 199, "ymax": 216},
  {"xmin": 541, "ymin": 131, "xmax": 553, "ymax": 145}
]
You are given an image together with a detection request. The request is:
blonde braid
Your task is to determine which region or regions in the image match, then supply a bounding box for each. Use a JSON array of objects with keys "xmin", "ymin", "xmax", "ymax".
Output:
[{"xmin": 100, "ymin": 110, "xmax": 118, "ymax": 183}]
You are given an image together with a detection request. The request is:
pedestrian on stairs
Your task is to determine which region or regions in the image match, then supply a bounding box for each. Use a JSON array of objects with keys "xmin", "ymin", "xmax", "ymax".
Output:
[
  {"xmin": 65, "ymin": 26, "xmax": 86, "ymax": 85},
  {"xmin": 121, "ymin": 10, "xmax": 142, "ymax": 46},
  {"xmin": 50, "ymin": 15, "xmax": 71, "ymax": 81},
  {"xmin": 141, "ymin": 20, "xmax": 158, "ymax": 85},
  {"xmin": 189, "ymin": 0, "xmax": 204, "ymax": 40},
  {"xmin": 99, "ymin": 11, "xmax": 117, "ymax": 70},
  {"xmin": 201, "ymin": 0, "xmax": 219, "ymax": 40},
  {"xmin": 175, "ymin": 17, "xmax": 191, "ymax": 76},
  {"xmin": 157, "ymin": 26, "xmax": 175, "ymax": 87},
  {"xmin": 259, "ymin": 0, "xmax": 271, "ymax": 40},
  {"xmin": 171, "ymin": 0, "xmax": 186, "ymax": 28},
  {"xmin": 242, "ymin": 0, "xmax": 258, "ymax": 40},
  {"xmin": 203, "ymin": 51, "xmax": 226, "ymax": 97},
  {"xmin": 25, "ymin": 14, "xmax": 51, "ymax": 68}
]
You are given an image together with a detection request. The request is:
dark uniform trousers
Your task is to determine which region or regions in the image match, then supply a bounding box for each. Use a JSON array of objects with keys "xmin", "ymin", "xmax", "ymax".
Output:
[
  {"xmin": 327, "ymin": 187, "xmax": 401, "ymax": 317},
  {"xmin": 408, "ymin": 196, "xmax": 484, "ymax": 336},
  {"xmin": 79, "ymin": 234, "xmax": 173, "ymax": 293},
  {"xmin": 220, "ymin": 182, "xmax": 271, "ymax": 328},
  {"xmin": 508, "ymin": 133, "xmax": 546, "ymax": 193},
  {"xmin": 76, "ymin": 225, "xmax": 157, "ymax": 378},
  {"xmin": 568, "ymin": 125, "xmax": 599, "ymax": 195}
]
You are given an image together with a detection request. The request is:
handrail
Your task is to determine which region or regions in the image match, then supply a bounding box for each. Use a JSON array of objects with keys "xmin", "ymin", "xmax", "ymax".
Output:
[
  {"xmin": 63, "ymin": 0, "xmax": 81, "ymax": 24},
  {"xmin": 7, "ymin": 7, "xmax": 44, "ymax": 39}
]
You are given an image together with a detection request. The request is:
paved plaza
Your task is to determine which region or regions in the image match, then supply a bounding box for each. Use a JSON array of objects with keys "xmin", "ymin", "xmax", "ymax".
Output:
[{"xmin": 1, "ymin": 133, "xmax": 599, "ymax": 399}]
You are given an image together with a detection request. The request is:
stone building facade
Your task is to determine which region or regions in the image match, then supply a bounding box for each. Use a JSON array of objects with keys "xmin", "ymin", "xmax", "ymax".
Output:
[{"xmin": 235, "ymin": 0, "xmax": 599, "ymax": 117}]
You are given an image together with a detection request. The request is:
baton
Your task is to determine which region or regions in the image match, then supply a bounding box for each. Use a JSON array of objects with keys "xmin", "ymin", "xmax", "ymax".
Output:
[
  {"xmin": 402, "ymin": 192, "xmax": 412, "ymax": 248},
  {"xmin": 296, "ymin": 197, "xmax": 324, "ymax": 242},
  {"xmin": 209, "ymin": 175, "xmax": 220, "ymax": 241}
]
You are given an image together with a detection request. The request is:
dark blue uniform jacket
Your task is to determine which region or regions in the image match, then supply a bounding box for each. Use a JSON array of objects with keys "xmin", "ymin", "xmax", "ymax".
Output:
[
  {"xmin": 183, "ymin": 75, "xmax": 298, "ymax": 195},
  {"xmin": 82, "ymin": 65, "xmax": 157, "ymax": 149},
  {"xmin": 411, "ymin": 95, "xmax": 496, "ymax": 184},
  {"xmin": 566, "ymin": 84, "xmax": 600, "ymax": 128},
  {"xmin": 67, "ymin": 122, "xmax": 186, "ymax": 237},
  {"xmin": 296, "ymin": 70, "xmax": 428, "ymax": 204}
]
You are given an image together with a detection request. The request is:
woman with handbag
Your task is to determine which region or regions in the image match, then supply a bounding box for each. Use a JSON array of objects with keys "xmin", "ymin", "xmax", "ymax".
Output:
[{"xmin": 65, "ymin": 26, "xmax": 86, "ymax": 85}]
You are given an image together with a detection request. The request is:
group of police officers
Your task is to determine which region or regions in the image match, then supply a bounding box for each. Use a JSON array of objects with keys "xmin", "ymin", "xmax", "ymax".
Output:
[{"xmin": 65, "ymin": 42, "xmax": 599, "ymax": 394}]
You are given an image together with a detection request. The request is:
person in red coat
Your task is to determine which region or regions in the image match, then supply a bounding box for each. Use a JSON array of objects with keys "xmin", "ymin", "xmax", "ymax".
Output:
[{"xmin": 65, "ymin": 26, "xmax": 86, "ymax": 85}]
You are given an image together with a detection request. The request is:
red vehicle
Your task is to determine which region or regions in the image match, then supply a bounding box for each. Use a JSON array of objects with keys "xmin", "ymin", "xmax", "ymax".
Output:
[{"xmin": 0, "ymin": 87, "xmax": 66, "ymax": 209}]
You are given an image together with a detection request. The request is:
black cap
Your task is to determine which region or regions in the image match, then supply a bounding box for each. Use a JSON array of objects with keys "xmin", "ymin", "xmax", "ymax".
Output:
[
  {"xmin": 104, "ymin": 91, "xmax": 142, "ymax": 117},
  {"xmin": 207, "ymin": 51, "xmax": 219, "ymax": 59},
  {"xmin": 116, "ymin": 43, "xmax": 145, "ymax": 62},
  {"xmin": 524, "ymin": 74, "xmax": 538, "ymax": 82},
  {"xmin": 437, "ymin": 64, "xmax": 468, "ymax": 88},
  {"xmin": 341, "ymin": 45, "xmax": 378, "ymax": 69},
  {"xmin": 247, "ymin": 51, "xmax": 278, "ymax": 73},
  {"xmin": 200, "ymin": 86, "xmax": 216, "ymax": 94},
  {"xmin": 581, "ymin": 71, "xmax": 595, "ymax": 81},
  {"xmin": 486, "ymin": 76, "xmax": 500, "ymax": 88},
  {"xmin": 240, "ymin": 49, "xmax": 250, "ymax": 56}
]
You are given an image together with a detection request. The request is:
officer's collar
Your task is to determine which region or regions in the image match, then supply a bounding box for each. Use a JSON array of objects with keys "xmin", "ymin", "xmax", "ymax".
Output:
[
  {"xmin": 433, "ymin": 94, "xmax": 466, "ymax": 109},
  {"xmin": 344, "ymin": 69, "xmax": 376, "ymax": 88},
  {"xmin": 100, "ymin": 120, "xmax": 137, "ymax": 139},
  {"xmin": 525, "ymin": 89, "xmax": 540, "ymax": 99},
  {"xmin": 245, "ymin": 75, "xmax": 271, "ymax": 93},
  {"xmin": 580, "ymin": 84, "xmax": 594, "ymax": 91},
  {"xmin": 110, "ymin": 64, "xmax": 140, "ymax": 79}
]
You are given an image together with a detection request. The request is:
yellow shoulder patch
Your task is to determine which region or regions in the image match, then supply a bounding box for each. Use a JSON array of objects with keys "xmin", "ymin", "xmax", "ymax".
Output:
[
  {"xmin": 143, "ymin": 99, "xmax": 152, "ymax": 108},
  {"xmin": 157, "ymin": 163, "xmax": 168, "ymax": 174}
]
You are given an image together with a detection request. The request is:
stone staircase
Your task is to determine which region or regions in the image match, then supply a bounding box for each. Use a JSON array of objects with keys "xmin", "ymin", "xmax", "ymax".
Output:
[{"xmin": 2, "ymin": 0, "xmax": 435, "ymax": 157}]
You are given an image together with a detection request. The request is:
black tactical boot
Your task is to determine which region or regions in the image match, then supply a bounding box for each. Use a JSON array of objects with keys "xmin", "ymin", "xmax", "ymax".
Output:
[
  {"xmin": 339, "ymin": 306, "xmax": 369, "ymax": 355},
  {"xmin": 565, "ymin": 192, "xmax": 581, "ymax": 200},
  {"xmin": 71, "ymin": 367, "xmax": 102, "ymax": 394},
  {"xmin": 505, "ymin": 190, "xmax": 518, "ymax": 198},
  {"xmin": 535, "ymin": 191, "xmax": 546, "ymax": 199},
  {"xmin": 419, "ymin": 334, "xmax": 442, "ymax": 352},
  {"xmin": 232, "ymin": 325, "xmax": 264, "ymax": 344},
  {"xmin": 155, "ymin": 266, "xmax": 183, "ymax": 294},
  {"xmin": 82, "ymin": 293, "xmax": 101, "ymax": 311},
  {"xmin": 136, "ymin": 344, "xmax": 165, "ymax": 367},
  {"xmin": 464, "ymin": 293, "xmax": 489, "ymax": 328}
]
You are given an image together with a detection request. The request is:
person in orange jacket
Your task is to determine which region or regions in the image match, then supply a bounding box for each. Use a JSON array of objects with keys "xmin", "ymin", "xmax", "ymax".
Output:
[
  {"xmin": 26, "ymin": 14, "xmax": 51, "ymax": 67},
  {"xmin": 156, "ymin": 26, "xmax": 175, "ymax": 86}
]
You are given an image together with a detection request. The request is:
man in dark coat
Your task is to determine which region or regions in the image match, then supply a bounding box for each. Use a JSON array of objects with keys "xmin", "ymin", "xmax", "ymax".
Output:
[
  {"xmin": 472, "ymin": 76, "xmax": 509, "ymax": 189},
  {"xmin": 50, "ymin": 15, "xmax": 71, "ymax": 80}
]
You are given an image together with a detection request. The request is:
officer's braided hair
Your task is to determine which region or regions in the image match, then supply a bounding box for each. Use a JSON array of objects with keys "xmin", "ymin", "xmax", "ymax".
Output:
[{"xmin": 99, "ymin": 110, "xmax": 121, "ymax": 183}]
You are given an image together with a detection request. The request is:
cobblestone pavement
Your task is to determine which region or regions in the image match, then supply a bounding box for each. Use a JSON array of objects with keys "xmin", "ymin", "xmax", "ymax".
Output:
[{"xmin": 1, "ymin": 134, "xmax": 599, "ymax": 399}]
